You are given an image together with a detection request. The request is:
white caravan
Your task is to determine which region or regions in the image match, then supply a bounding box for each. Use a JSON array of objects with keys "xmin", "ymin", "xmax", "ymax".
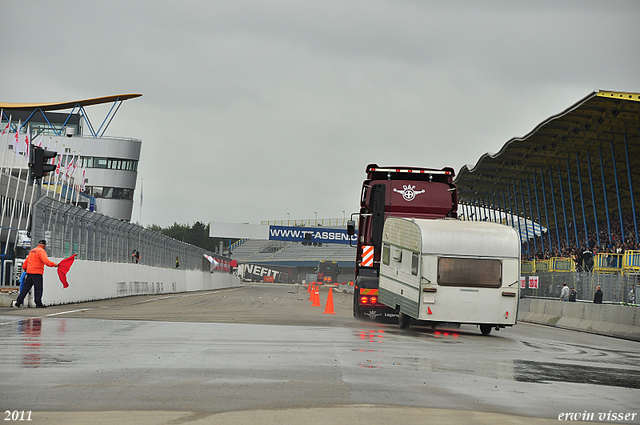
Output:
[{"xmin": 378, "ymin": 217, "xmax": 521, "ymax": 335}]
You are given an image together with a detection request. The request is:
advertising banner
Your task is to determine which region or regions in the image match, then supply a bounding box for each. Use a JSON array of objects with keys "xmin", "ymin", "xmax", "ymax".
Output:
[
  {"xmin": 241, "ymin": 264, "xmax": 297, "ymax": 283},
  {"xmin": 268, "ymin": 226, "xmax": 356, "ymax": 245},
  {"xmin": 528, "ymin": 276, "xmax": 539, "ymax": 289}
]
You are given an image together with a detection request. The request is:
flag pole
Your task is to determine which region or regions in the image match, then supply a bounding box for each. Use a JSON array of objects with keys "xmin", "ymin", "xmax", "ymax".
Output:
[
  {"xmin": 0, "ymin": 111, "xmax": 9, "ymax": 174},
  {"xmin": 4, "ymin": 120, "xmax": 25, "ymax": 255},
  {"xmin": 0, "ymin": 114, "xmax": 13, "ymax": 255},
  {"xmin": 0, "ymin": 116, "xmax": 15, "ymax": 240},
  {"xmin": 14, "ymin": 126, "xmax": 33, "ymax": 244},
  {"xmin": 139, "ymin": 177, "xmax": 143, "ymax": 226},
  {"xmin": 73, "ymin": 151, "xmax": 81, "ymax": 207}
]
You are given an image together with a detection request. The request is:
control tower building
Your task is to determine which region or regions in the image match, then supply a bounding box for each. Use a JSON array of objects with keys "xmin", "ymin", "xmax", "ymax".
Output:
[{"xmin": 0, "ymin": 94, "xmax": 142, "ymax": 221}]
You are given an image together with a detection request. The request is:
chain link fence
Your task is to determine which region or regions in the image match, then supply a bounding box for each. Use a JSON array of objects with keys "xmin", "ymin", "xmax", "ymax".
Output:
[
  {"xmin": 521, "ymin": 271, "xmax": 639, "ymax": 304},
  {"xmin": 30, "ymin": 195, "xmax": 225, "ymax": 272}
]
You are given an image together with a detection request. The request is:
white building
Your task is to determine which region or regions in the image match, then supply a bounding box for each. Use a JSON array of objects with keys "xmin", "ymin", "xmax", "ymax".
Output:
[{"xmin": 0, "ymin": 94, "xmax": 142, "ymax": 221}]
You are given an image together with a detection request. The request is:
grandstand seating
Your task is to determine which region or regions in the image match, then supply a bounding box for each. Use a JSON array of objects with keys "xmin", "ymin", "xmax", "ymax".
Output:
[{"xmin": 229, "ymin": 240, "xmax": 289, "ymax": 263}]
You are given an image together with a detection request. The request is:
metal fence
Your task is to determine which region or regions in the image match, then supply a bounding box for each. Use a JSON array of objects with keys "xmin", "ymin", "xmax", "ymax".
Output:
[
  {"xmin": 522, "ymin": 253, "xmax": 640, "ymax": 275},
  {"xmin": 521, "ymin": 271, "xmax": 639, "ymax": 304},
  {"xmin": 30, "ymin": 195, "xmax": 226, "ymax": 272}
]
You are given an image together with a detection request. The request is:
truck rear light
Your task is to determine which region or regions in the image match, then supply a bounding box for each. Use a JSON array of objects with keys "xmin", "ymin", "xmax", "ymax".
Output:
[{"xmin": 360, "ymin": 296, "xmax": 381, "ymax": 306}]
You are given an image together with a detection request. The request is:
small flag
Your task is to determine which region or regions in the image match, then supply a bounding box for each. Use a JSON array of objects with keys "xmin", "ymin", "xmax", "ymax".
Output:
[
  {"xmin": 0, "ymin": 119, "xmax": 10, "ymax": 137},
  {"xmin": 203, "ymin": 254, "xmax": 219, "ymax": 269},
  {"xmin": 81, "ymin": 167, "xmax": 86, "ymax": 191},
  {"xmin": 57, "ymin": 254, "xmax": 77, "ymax": 288},
  {"xmin": 14, "ymin": 120, "xmax": 21, "ymax": 156},
  {"xmin": 65, "ymin": 155, "xmax": 74, "ymax": 179},
  {"xmin": 24, "ymin": 125, "xmax": 30, "ymax": 157}
]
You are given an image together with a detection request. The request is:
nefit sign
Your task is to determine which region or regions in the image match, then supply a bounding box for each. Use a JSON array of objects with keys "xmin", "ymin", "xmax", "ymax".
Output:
[{"xmin": 242, "ymin": 264, "xmax": 290, "ymax": 282}]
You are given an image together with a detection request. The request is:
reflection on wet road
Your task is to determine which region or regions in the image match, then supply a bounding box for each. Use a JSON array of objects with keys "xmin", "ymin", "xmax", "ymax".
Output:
[{"xmin": 9, "ymin": 318, "xmax": 72, "ymax": 369}]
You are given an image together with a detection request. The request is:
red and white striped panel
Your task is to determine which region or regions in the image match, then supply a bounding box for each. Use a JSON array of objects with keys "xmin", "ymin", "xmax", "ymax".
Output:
[{"xmin": 361, "ymin": 245, "xmax": 374, "ymax": 267}]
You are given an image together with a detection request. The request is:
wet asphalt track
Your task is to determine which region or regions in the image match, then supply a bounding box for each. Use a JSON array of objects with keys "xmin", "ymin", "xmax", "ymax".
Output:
[{"xmin": 1, "ymin": 283, "xmax": 639, "ymax": 425}]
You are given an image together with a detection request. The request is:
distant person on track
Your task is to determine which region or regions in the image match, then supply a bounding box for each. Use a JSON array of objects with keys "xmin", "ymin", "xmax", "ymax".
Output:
[
  {"xmin": 12, "ymin": 240, "xmax": 59, "ymax": 309},
  {"xmin": 560, "ymin": 282, "xmax": 570, "ymax": 301},
  {"xmin": 594, "ymin": 286, "xmax": 604, "ymax": 304},
  {"xmin": 569, "ymin": 287, "xmax": 577, "ymax": 302}
]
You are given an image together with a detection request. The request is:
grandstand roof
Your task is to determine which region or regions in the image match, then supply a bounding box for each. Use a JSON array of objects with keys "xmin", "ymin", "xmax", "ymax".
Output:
[
  {"xmin": 0, "ymin": 94, "xmax": 143, "ymax": 138},
  {"xmin": 454, "ymin": 90, "xmax": 640, "ymax": 246},
  {"xmin": 0, "ymin": 94, "xmax": 142, "ymax": 111}
]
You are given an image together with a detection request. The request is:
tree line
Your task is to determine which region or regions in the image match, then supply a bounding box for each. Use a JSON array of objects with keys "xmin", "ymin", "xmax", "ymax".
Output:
[{"xmin": 147, "ymin": 221, "xmax": 238, "ymax": 254}]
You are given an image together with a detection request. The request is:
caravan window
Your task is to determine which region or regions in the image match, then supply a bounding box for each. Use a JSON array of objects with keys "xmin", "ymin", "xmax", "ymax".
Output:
[
  {"xmin": 411, "ymin": 252, "xmax": 419, "ymax": 275},
  {"xmin": 382, "ymin": 244, "xmax": 390, "ymax": 266},
  {"xmin": 437, "ymin": 257, "xmax": 502, "ymax": 288}
]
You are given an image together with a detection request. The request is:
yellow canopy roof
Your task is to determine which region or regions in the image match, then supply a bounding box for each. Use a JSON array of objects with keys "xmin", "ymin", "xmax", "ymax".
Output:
[{"xmin": 0, "ymin": 94, "xmax": 142, "ymax": 111}]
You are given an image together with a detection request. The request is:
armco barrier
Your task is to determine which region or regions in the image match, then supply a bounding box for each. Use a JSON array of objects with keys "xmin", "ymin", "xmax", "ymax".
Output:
[
  {"xmin": 518, "ymin": 298, "xmax": 640, "ymax": 342},
  {"xmin": 0, "ymin": 258, "xmax": 241, "ymax": 307}
]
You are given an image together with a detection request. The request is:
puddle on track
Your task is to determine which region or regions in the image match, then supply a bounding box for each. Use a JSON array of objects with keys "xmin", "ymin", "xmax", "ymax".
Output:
[{"xmin": 515, "ymin": 360, "xmax": 640, "ymax": 389}]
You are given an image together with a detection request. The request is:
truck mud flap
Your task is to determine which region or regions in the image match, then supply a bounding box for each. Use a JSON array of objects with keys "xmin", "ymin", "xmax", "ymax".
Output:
[{"xmin": 359, "ymin": 308, "xmax": 399, "ymax": 322}]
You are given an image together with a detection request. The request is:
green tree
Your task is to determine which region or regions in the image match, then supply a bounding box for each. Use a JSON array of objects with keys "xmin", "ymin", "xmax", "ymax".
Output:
[{"xmin": 147, "ymin": 222, "xmax": 238, "ymax": 253}]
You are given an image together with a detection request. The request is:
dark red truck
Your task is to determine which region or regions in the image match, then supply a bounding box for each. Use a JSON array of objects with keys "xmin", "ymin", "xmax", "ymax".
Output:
[{"xmin": 347, "ymin": 164, "xmax": 458, "ymax": 320}]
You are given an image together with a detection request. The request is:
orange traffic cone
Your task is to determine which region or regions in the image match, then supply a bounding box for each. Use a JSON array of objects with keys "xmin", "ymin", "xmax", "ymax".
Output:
[
  {"xmin": 323, "ymin": 288, "xmax": 335, "ymax": 314},
  {"xmin": 312, "ymin": 287, "xmax": 321, "ymax": 307},
  {"xmin": 309, "ymin": 284, "xmax": 315, "ymax": 301},
  {"xmin": 307, "ymin": 282, "xmax": 312, "ymax": 293}
]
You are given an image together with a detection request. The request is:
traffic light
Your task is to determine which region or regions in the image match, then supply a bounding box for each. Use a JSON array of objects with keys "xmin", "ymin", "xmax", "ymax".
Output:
[{"xmin": 29, "ymin": 145, "xmax": 57, "ymax": 180}]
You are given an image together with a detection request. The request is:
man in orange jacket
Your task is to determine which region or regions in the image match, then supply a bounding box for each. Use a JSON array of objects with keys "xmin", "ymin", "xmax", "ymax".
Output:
[{"xmin": 12, "ymin": 240, "xmax": 58, "ymax": 308}]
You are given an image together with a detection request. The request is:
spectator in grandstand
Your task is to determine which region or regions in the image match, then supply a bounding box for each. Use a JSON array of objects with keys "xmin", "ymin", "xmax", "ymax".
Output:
[
  {"xmin": 569, "ymin": 286, "xmax": 577, "ymax": 302},
  {"xmin": 594, "ymin": 286, "xmax": 604, "ymax": 304},
  {"xmin": 573, "ymin": 246, "xmax": 593, "ymax": 272},
  {"xmin": 560, "ymin": 283, "xmax": 570, "ymax": 301}
]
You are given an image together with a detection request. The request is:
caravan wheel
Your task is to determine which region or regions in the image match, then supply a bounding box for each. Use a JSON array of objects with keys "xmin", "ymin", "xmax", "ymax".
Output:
[
  {"xmin": 398, "ymin": 311, "xmax": 410, "ymax": 330},
  {"xmin": 480, "ymin": 325, "xmax": 492, "ymax": 336}
]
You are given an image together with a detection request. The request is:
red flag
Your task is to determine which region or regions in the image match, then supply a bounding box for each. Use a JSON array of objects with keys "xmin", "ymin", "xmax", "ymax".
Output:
[{"xmin": 57, "ymin": 254, "xmax": 76, "ymax": 288}]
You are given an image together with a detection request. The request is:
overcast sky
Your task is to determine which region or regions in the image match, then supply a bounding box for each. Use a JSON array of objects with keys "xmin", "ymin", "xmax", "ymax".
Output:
[{"xmin": 2, "ymin": 1, "xmax": 639, "ymax": 228}]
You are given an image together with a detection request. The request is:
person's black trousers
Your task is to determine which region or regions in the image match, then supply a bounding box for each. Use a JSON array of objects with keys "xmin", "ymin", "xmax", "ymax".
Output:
[{"xmin": 15, "ymin": 274, "xmax": 44, "ymax": 306}]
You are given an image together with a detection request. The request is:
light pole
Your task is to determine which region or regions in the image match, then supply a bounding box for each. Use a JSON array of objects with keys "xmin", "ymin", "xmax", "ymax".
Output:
[{"xmin": 314, "ymin": 212, "xmax": 317, "ymax": 226}]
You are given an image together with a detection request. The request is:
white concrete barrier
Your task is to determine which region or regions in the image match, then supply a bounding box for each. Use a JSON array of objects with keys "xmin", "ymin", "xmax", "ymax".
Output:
[
  {"xmin": 518, "ymin": 297, "xmax": 640, "ymax": 342},
  {"xmin": 2, "ymin": 258, "xmax": 240, "ymax": 306},
  {"xmin": 556, "ymin": 302, "xmax": 585, "ymax": 330}
]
